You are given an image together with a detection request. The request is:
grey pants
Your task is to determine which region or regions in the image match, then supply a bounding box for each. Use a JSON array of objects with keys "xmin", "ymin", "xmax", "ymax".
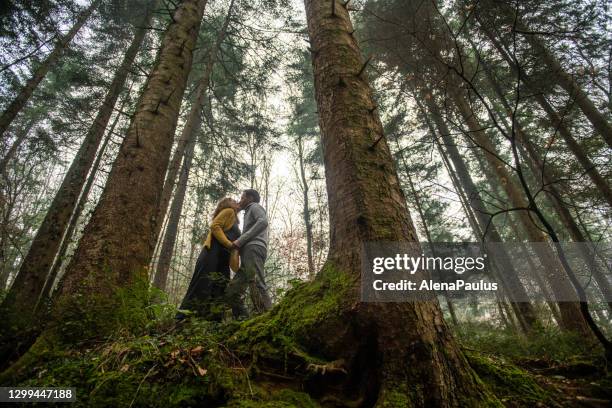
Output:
[{"xmin": 226, "ymin": 245, "xmax": 272, "ymax": 318}]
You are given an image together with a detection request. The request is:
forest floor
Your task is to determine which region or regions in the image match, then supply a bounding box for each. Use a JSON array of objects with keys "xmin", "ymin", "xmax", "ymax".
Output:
[
  {"xmin": 0, "ymin": 316, "xmax": 609, "ymax": 407},
  {"xmin": 458, "ymin": 322, "xmax": 612, "ymax": 408},
  {"xmin": 1, "ymin": 282, "xmax": 611, "ymax": 407}
]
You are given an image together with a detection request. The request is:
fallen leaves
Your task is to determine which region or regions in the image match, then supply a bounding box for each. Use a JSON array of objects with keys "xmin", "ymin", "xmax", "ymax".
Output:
[
  {"xmin": 164, "ymin": 346, "xmax": 208, "ymax": 377},
  {"xmin": 195, "ymin": 365, "xmax": 208, "ymax": 377}
]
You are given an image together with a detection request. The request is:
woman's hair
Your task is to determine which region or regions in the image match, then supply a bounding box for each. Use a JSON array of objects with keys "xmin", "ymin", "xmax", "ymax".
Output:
[{"xmin": 212, "ymin": 197, "xmax": 239, "ymax": 220}]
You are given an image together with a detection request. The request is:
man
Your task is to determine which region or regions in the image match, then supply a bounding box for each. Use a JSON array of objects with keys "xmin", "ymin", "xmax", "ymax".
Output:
[{"xmin": 226, "ymin": 189, "xmax": 272, "ymax": 318}]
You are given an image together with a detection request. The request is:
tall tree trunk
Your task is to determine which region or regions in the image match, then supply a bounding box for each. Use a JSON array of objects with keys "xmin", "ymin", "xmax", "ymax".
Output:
[
  {"xmin": 525, "ymin": 35, "xmax": 612, "ymax": 148},
  {"xmin": 301, "ymin": 1, "xmax": 493, "ymax": 404},
  {"xmin": 393, "ymin": 135, "xmax": 460, "ymax": 327},
  {"xmin": 0, "ymin": 0, "xmax": 101, "ymax": 140},
  {"xmin": 297, "ymin": 135, "xmax": 316, "ymax": 279},
  {"xmin": 481, "ymin": 25, "xmax": 612, "ymax": 207},
  {"xmin": 153, "ymin": 0, "xmax": 233, "ymax": 246},
  {"xmin": 451, "ymin": 89, "xmax": 591, "ymax": 335},
  {"xmin": 0, "ymin": 4, "xmax": 155, "ymax": 323},
  {"xmin": 414, "ymin": 95, "xmax": 483, "ymax": 240},
  {"xmin": 496, "ymin": 298, "xmax": 513, "ymax": 330},
  {"xmin": 43, "ymin": 0, "xmax": 207, "ymax": 335},
  {"xmin": 41, "ymin": 93, "xmax": 128, "ymax": 300},
  {"xmin": 0, "ymin": 118, "xmax": 37, "ymax": 175},
  {"xmin": 152, "ymin": 134, "xmax": 196, "ymax": 291},
  {"xmin": 471, "ymin": 143, "xmax": 564, "ymax": 326},
  {"xmin": 416, "ymin": 92, "xmax": 539, "ymax": 333},
  {"xmin": 0, "ymin": 194, "xmax": 18, "ymax": 289}
]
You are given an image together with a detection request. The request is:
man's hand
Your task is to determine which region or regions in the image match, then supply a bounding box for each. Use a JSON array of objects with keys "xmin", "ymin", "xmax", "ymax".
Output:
[{"xmin": 232, "ymin": 240, "xmax": 241, "ymax": 249}]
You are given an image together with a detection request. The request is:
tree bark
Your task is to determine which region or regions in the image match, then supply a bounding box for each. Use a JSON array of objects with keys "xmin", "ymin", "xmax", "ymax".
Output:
[
  {"xmin": 152, "ymin": 0, "xmax": 232, "ymax": 247},
  {"xmin": 49, "ymin": 0, "xmax": 207, "ymax": 320},
  {"xmin": 0, "ymin": 3, "xmax": 155, "ymax": 322},
  {"xmin": 297, "ymin": 135, "xmax": 316, "ymax": 279},
  {"xmin": 301, "ymin": 1, "xmax": 493, "ymax": 404},
  {"xmin": 0, "ymin": 0, "xmax": 101, "ymax": 140},
  {"xmin": 152, "ymin": 134, "xmax": 196, "ymax": 291}
]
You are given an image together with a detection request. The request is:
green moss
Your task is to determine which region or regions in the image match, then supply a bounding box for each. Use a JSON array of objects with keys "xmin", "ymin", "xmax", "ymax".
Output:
[
  {"xmin": 377, "ymin": 388, "xmax": 413, "ymax": 407},
  {"xmin": 8, "ymin": 264, "xmax": 576, "ymax": 407},
  {"xmin": 457, "ymin": 322, "xmax": 601, "ymax": 364},
  {"xmin": 4, "ymin": 265, "xmax": 352, "ymax": 407},
  {"xmin": 8, "ymin": 319, "xmax": 251, "ymax": 406},
  {"xmin": 229, "ymin": 263, "xmax": 353, "ymax": 366},
  {"xmin": 466, "ymin": 351, "xmax": 553, "ymax": 406},
  {"xmin": 51, "ymin": 276, "xmax": 178, "ymax": 344},
  {"xmin": 227, "ymin": 389, "xmax": 319, "ymax": 407}
]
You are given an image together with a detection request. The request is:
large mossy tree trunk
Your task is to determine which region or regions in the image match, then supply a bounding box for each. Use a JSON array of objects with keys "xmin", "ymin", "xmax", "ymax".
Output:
[
  {"xmin": 0, "ymin": 0, "xmax": 101, "ymax": 140},
  {"xmin": 0, "ymin": 3, "xmax": 156, "ymax": 359},
  {"xmin": 35, "ymin": 0, "xmax": 208, "ymax": 341},
  {"xmin": 264, "ymin": 1, "xmax": 495, "ymax": 405}
]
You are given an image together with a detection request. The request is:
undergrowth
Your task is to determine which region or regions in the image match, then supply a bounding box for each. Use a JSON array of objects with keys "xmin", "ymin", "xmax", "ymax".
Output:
[
  {"xmin": 1, "ymin": 276, "xmax": 609, "ymax": 407},
  {"xmin": 456, "ymin": 321, "xmax": 604, "ymax": 364}
]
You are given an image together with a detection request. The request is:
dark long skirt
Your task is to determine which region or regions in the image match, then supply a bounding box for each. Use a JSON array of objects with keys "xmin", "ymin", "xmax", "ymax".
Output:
[{"xmin": 178, "ymin": 223, "xmax": 240, "ymax": 320}]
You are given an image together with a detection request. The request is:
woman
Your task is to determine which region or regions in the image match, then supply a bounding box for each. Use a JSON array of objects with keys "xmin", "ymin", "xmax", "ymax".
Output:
[{"xmin": 177, "ymin": 197, "xmax": 240, "ymax": 320}]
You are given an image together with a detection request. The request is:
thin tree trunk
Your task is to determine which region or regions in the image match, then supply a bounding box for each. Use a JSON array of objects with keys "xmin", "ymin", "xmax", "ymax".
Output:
[
  {"xmin": 415, "ymin": 95, "xmax": 483, "ymax": 240},
  {"xmin": 477, "ymin": 53, "xmax": 612, "ymax": 311},
  {"xmin": 517, "ymin": 239, "xmax": 562, "ymax": 325},
  {"xmin": 0, "ymin": 118, "xmax": 37, "ymax": 175},
  {"xmin": 526, "ymin": 36, "xmax": 612, "ymax": 148},
  {"xmin": 41, "ymin": 93, "xmax": 128, "ymax": 300},
  {"xmin": 485, "ymin": 1, "xmax": 612, "ymax": 148},
  {"xmin": 0, "ymin": 196, "xmax": 17, "ymax": 289},
  {"xmin": 392, "ymin": 135, "xmax": 460, "ymax": 326},
  {"xmin": 297, "ymin": 135, "xmax": 316, "ymax": 279},
  {"xmin": 0, "ymin": 4, "xmax": 156, "ymax": 322},
  {"xmin": 301, "ymin": 1, "xmax": 492, "ymax": 404},
  {"xmin": 152, "ymin": 134, "xmax": 196, "ymax": 291},
  {"xmin": 0, "ymin": 0, "xmax": 101, "ymax": 140},
  {"xmin": 496, "ymin": 298, "xmax": 512, "ymax": 329},
  {"xmin": 471, "ymin": 148, "xmax": 563, "ymax": 326}
]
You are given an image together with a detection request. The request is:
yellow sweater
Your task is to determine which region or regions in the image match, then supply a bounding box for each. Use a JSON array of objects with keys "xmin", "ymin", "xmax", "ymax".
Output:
[{"xmin": 203, "ymin": 208, "xmax": 237, "ymax": 249}]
